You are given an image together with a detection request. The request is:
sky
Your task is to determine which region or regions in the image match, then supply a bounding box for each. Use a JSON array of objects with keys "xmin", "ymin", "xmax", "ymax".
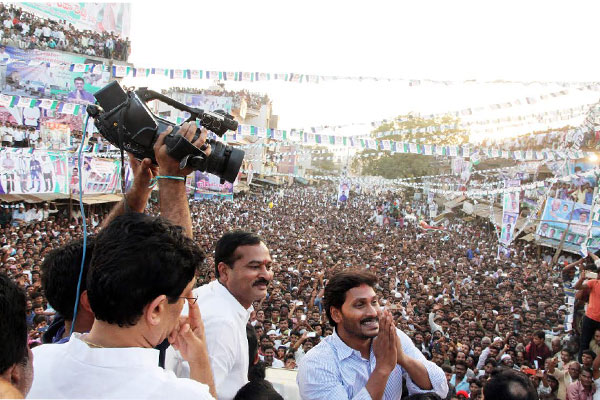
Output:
[{"xmin": 123, "ymin": 0, "xmax": 600, "ymax": 140}]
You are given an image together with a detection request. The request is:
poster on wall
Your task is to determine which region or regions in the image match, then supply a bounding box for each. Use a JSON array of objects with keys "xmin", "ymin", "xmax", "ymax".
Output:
[
  {"xmin": 41, "ymin": 122, "xmax": 71, "ymax": 150},
  {"xmin": 536, "ymin": 197, "xmax": 600, "ymax": 254},
  {"xmin": 68, "ymin": 155, "xmax": 121, "ymax": 194},
  {"xmin": 0, "ymin": 46, "xmax": 110, "ymax": 104},
  {"xmin": 194, "ymin": 171, "xmax": 233, "ymax": 201},
  {"xmin": 500, "ymin": 180, "xmax": 520, "ymax": 245},
  {"xmin": 0, "ymin": 148, "xmax": 68, "ymax": 194}
]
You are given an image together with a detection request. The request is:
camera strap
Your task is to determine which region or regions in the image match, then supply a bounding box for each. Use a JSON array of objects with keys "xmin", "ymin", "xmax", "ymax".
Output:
[{"xmin": 117, "ymin": 96, "xmax": 131, "ymax": 213}]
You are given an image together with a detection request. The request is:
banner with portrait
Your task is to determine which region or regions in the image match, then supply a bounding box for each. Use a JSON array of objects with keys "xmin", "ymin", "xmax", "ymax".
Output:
[
  {"xmin": 193, "ymin": 171, "xmax": 233, "ymax": 201},
  {"xmin": 536, "ymin": 197, "xmax": 600, "ymax": 254},
  {"xmin": 0, "ymin": 148, "xmax": 68, "ymax": 194},
  {"xmin": 40, "ymin": 122, "xmax": 71, "ymax": 150},
  {"xmin": 67, "ymin": 155, "xmax": 121, "ymax": 195},
  {"xmin": 338, "ymin": 180, "xmax": 350, "ymax": 202},
  {"xmin": 500, "ymin": 180, "xmax": 520, "ymax": 245},
  {"xmin": 0, "ymin": 46, "xmax": 109, "ymax": 104}
]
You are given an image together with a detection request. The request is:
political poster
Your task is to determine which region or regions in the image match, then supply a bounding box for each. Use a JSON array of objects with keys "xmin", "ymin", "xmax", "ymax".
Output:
[
  {"xmin": 68, "ymin": 155, "xmax": 121, "ymax": 194},
  {"xmin": 0, "ymin": 46, "xmax": 109, "ymax": 103},
  {"xmin": 182, "ymin": 94, "xmax": 233, "ymax": 114},
  {"xmin": 500, "ymin": 180, "xmax": 520, "ymax": 245},
  {"xmin": 0, "ymin": 148, "xmax": 68, "ymax": 194},
  {"xmin": 40, "ymin": 122, "xmax": 71, "ymax": 150},
  {"xmin": 18, "ymin": 3, "xmax": 131, "ymax": 37},
  {"xmin": 194, "ymin": 171, "xmax": 233, "ymax": 201},
  {"xmin": 536, "ymin": 197, "xmax": 600, "ymax": 254},
  {"xmin": 337, "ymin": 181, "xmax": 350, "ymax": 202}
]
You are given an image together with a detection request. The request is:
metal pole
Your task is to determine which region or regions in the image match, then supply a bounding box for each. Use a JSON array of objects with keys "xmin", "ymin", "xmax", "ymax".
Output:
[{"xmin": 552, "ymin": 206, "xmax": 576, "ymax": 266}]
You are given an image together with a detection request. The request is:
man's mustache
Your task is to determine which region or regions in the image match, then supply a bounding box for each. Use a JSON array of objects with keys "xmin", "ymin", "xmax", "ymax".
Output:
[
  {"xmin": 253, "ymin": 278, "xmax": 269, "ymax": 286},
  {"xmin": 360, "ymin": 317, "xmax": 378, "ymax": 324}
]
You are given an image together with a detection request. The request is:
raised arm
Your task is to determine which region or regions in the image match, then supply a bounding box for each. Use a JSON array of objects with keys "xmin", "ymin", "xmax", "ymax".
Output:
[
  {"xmin": 100, "ymin": 154, "xmax": 157, "ymax": 229},
  {"xmin": 153, "ymin": 123, "xmax": 211, "ymax": 238}
]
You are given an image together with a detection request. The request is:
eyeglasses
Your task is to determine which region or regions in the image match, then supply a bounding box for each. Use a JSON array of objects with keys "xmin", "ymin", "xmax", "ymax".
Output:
[{"xmin": 179, "ymin": 296, "xmax": 198, "ymax": 305}]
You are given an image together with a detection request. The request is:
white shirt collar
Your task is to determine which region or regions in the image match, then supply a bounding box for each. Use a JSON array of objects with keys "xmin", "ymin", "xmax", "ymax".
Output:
[
  {"xmin": 212, "ymin": 280, "xmax": 254, "ymax": 321},
  {"xmin": 69, "ymin": 333, "xmax": 159, "ymax": 368}
]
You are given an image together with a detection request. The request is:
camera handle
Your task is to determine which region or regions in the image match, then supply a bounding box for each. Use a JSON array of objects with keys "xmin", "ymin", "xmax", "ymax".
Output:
[
  {"xmin": 135, "ymin": 87, "xmax": 205, "ymax": 123},
  {"xmin": 133, "ymin": 88, "xmax": 210, "ymax": 170}
]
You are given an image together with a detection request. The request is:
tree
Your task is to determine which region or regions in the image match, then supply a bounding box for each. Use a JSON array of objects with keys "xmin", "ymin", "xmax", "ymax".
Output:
[
  {"xmin": 310, "ymin": 146, "xmax": 339, "ymax": 173},
  {"xmin": 352, "ymin": 115, "xmax": 467, "ymax": 179}
]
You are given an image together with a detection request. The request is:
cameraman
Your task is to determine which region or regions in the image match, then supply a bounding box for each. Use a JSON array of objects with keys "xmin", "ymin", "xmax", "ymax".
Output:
[{"xmin": 28, "ymin": 124, "xmax": 218, "ymax": 399}]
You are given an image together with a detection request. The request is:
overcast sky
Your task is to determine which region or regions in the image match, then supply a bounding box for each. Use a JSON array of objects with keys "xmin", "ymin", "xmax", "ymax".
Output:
[{"xmin": 124, "ymin": 0, "xmax": 600, "ymax": 138}]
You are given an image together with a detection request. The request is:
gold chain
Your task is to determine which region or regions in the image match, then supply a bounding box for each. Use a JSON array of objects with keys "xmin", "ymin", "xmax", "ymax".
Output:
[{"xmin": 80, "ymin": 335, "xmax": 105, "ymax": 348}]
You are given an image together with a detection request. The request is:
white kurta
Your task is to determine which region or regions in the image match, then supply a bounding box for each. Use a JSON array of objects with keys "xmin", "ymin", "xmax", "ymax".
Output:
[
  {"xmin": 28, "ymin": 333, "xmax": 213, "ymax": 399},
  {"xmin": 171, "ymin": 280, "xmax": 252, "ymax": 400}
]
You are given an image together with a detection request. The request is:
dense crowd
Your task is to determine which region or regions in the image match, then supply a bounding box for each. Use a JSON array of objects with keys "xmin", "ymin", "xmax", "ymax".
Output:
[
  {"xmin": 479, "ymin": 128, "xmax": 599, "ymax": 152},
  {"xmin": 165, "ymin": 87, "xmax": 271, "ymax": 110},
  {"xmin": 1, "ymin": 181, "xmax": 598, "ymax": 399},
  {"xmin": 0, "ymin": 3, "xmax": 130, "ymax": 61}
]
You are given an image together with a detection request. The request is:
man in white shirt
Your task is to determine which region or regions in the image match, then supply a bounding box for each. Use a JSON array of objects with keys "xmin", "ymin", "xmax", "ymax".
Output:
[
  {"xmin": 12, "ymin": 204, "xmax": 27, "ymax": 226},
  {"xmin": 28, "ymin": 213, "xmax": 215, "ymax": 399},
  {"xmin": 41, "ymin": 25, "xmax": 51, "ymax": 38},
  {"xmin": 170, "ymin": 230, "xmax": 274, "ymax": 400},
  {"xmin": 28, "ymin": 123, "xmax": 218, "ymax": 400}
]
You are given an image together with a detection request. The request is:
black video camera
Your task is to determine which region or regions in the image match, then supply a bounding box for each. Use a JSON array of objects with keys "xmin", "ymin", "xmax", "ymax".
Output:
[{"xmin": 86, "ymin": 81, "xmax": 244, "ymax": 183}]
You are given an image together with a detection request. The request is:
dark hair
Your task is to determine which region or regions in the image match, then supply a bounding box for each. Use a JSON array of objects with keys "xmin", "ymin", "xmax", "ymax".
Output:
[
  {"xmin": 41, "ymin": 238, "xmax": 94, "ymax": 320},
  {"xmin": 581, "ymin": 366, "xmax": 593, "ymax": 376},
  {"xmin": 246, "ymin": 324, "xmax": 258, "ymax": 376},
  {"xmin": 74, "ymin": 76, "xmax": 84, "ymax": 83},
  {"xmin": 404, "ymin": 394, "xmax": 442, "ymax": 400},
  {"xmin": 214, "ymin": 230, "xmax": 263, "ymax": 278},
  {"xmin": 323, "ymin": 270, "xmax": 377, "ymax": 327},
  {"xmin": 534, "ymin": 330, "xmax": 545, "ymax": 340},
  {"xmin": 455, "ymin": 360, "xmax": 467, "ymax": 370},
  {"xmin": 441, "ymin": 364, "xmax": 453, "ymax": 373},
  {"xmin": 485, "ymin": 358, "xmax": 498, "ymax": 367},
  {"xmin": 0, "ymin": 273, "xmax": 28, "ymax": 374},
  {"xmin": 483, "ymin": 369, "xmax": 539, "ymax": 400},
  {"xmin": 233, "ymin": 379, "xmax": 283, "ymax": 400},
  {"xmin": 583, "ymin": 349, "xmax": 596, "ymax": 359},
  {"xmin": 87, "ymin": 213, "xmax": 204, "ymax": 326},
  {"xmin": 33, "ymin": 314, "xmax": 46, "ymax": 325}
]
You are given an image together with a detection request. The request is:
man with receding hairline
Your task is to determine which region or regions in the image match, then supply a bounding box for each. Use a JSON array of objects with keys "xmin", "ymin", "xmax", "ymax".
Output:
[{"xmin": 169, "ymin": 230, "xmax": 274, "ymax": 400}]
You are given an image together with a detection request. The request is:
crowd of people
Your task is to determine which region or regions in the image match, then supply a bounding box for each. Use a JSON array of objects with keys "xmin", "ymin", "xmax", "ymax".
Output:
[
  {"xmin": 0, "ymin": 3, "xmax": 130, "ymax": 61},
  {"xmin": 1, "ymin": 148, "xmax": 598, "ymax": 399},
  {"xmin": 479, "ymin": 128, "xmax": 599, "ymax": 152},
  {"xmin": 165, "ymin": 87, "xmax": 272, "ymax": 110}
]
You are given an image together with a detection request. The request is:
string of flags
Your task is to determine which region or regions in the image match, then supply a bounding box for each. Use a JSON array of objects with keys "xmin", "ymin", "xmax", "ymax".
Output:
[
  {"xmin": 0, "ymin": 94, "xmax": 86, "ymax": 115},
  {"xmin": 108, "ymin": 63, "xmax": 600, "ymax": 90},
  {"xmin": 0, "ymin": 91, "xmax": 596, "ymax": 163},
  {"xmin": 246, "ymin": 167, "xmax": 600, "ymax": 200},
  {"xmin": 27, "ymin": 59, "xmax": 600, "ymax": 88}
]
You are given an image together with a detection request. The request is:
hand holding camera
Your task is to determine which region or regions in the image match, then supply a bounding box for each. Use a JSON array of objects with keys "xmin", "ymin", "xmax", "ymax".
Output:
[{"xmin": 153, "ymin": 123, "xmax": 211, "ymax": 177}]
